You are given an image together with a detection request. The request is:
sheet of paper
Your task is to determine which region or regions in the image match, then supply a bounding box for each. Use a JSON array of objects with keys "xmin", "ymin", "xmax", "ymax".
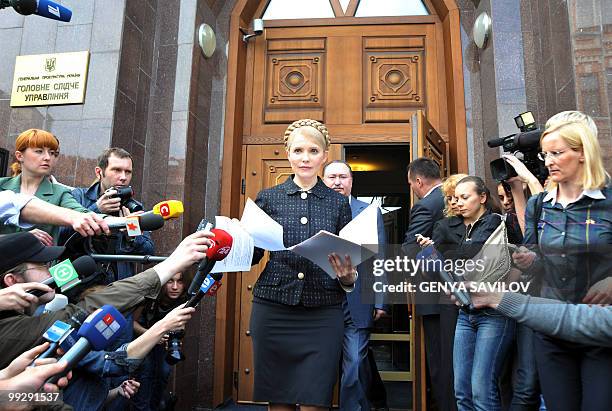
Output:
[
  {"xmin": 239, "ymin": 198, "xmax": 286, "ymax": 251},
  {"xmin": 289, "ymin": 231, "xmax": 376, "ymax": 279},
  {"xmin": 211, "ymin": 216, "xmax": 255, "ymax": 273},
  {"xmin": 339, "ymin": 203, "xmax": 379, "ymax": 253}
]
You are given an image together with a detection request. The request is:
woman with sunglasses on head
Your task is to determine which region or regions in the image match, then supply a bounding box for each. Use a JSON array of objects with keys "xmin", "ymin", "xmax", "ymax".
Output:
[
  {"xmin": 515, "ymin": 111, "xmax": 612, "ymax": 411},
  {"xmin": 0, "ymin": 129, "xmax": 88, "ymax": 245}
]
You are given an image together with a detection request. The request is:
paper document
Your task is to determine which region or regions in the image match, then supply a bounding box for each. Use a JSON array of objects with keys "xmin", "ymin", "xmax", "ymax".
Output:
[
  {"xmin": 240, "ymin": 199, "xmax": 285, "ymax": 251},
  {"xmin": 237, "ymin": 198, "xmax": 380, "ymax": 278},
  {"xmin": 289, "ymin": 231, "xmax": 376, "ymax": 279},
  {"xmin": 339, "ymin": 203, "xmax": 380, "ymax": 254},
  {"xmin": 211, "ymin": 216, "xmax": 255, "ymax": 273}
]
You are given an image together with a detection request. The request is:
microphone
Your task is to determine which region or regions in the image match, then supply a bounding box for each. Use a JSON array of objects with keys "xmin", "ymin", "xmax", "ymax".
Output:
[
  {"xmin": 31, "ymin": 308, "xmax": 88, "ymax": 364},
  {"xmin": 105, "ymin": 213, "xmax": 165, "ymax": 232},
  {"xmin": 29, "ymin": 255, "xmax": 97, "ymax": 297},
  {"xmin": 46, "ymin": 305, "xmax": 126, "ymax": 384},
  {"xmin": 142, "ymin": 200, "xmax": 184, "ymax": 220},
  {"xmin": 1, "ymin": 0, "xmax": 72, "ymax": 22},
  {"xmin": 416, "ymin": 246, "xmax": 472, "ymax": 308},
  {"xmin": 41, "ymin": 294, "xmax": 68, "ymax": 313},
  {"xmin": 187, "ymin": 223, "xmax": 234, "ymax": 296}
]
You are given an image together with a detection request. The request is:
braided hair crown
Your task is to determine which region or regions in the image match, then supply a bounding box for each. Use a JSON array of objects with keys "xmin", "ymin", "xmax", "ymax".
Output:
[{"xmin": 284, "ymin": 119, "xmax": 330, "ymax": 150}]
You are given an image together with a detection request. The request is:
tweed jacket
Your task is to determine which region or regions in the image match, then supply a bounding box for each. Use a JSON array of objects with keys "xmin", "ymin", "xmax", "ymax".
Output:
[{"xmin": 252, "ymin": 176, "xmax": 352, "ymax": 307}]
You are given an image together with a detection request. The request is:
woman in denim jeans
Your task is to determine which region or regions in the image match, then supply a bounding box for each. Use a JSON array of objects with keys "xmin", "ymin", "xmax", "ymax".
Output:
[{"xmin": 422, "ymin": 176, "xmax": 521, "ymax": 410}]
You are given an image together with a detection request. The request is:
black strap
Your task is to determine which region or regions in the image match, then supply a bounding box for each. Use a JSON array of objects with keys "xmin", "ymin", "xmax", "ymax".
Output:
[{"xmin": 533, "ymin": 192, "xmax": 545, "ymax": 244}]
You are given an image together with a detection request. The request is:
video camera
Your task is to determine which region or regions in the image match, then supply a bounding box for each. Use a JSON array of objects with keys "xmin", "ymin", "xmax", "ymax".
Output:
[
  {"xmin": 488, "ymin": 111, "xmax": 548, "ymax": 183},
  {"xmin": 107, "ymin": 186, "xmax": 143, "ymax": 214}
]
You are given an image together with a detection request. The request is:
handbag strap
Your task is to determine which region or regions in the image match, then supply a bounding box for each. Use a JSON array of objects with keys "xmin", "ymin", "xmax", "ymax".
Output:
[{"xmin": 533, "ymin": 192, "xmax": 545, "ymax": 245}]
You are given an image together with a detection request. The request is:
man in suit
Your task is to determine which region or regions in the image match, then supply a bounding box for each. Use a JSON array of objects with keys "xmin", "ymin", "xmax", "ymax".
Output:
[
  {"xmin": 403, "ymin": 157, "xmax": 457, "ymax": 411},
  {"xmin": 323, "ymin": 160, "xmax": 388, "ymax": 411}
]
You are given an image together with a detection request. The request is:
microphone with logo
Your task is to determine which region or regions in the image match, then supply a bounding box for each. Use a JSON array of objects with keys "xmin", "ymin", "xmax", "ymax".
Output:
[
  {"xmin": 28, "ymin": 255, "xmax": 97, "ymax": 298},
  {"xmin": 45, "ymin": 305, "xmax": 127, "ymax": 384},
  {"xmin": 141, "ymin": 200, "xmax": 184, "ymax": 221},
  {"xmin": 165, "ymin": 222, "xmax": 233, "ymax": 365},
  {"xmin": 29, "ymin": 308, "xmax": 88, "ymax": 365},
  {"xmin": 0, "ymin": 0, "xmax": 72, "ymax": 22}
]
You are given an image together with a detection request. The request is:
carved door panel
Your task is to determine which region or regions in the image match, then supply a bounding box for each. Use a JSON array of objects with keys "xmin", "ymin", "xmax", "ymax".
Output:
[
  {"xmin": 237, "ymin": 144, "xmax": 342, "ymax": 402},
  {"xmin": 243, "ymin": 24, "xmax": 446, "ymax": 144}
]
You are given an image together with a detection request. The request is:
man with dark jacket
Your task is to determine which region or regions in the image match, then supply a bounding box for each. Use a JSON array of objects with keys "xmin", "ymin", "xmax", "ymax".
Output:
[
  {"xmin": 403, "ymin": 158, "xmax": 457, "ymax": 411},
  {"xmin": 64, "ymin": 148, "xmax": 154, "ymax": 283},
  {"xmin": 324, "ymin": 160, "xmax": 388, "ymax": 411}
]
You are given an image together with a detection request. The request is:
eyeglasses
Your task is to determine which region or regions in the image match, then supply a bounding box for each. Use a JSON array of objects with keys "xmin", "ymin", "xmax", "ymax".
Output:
[
  {"xmin": 23, "ymin": 262, "xmax": 52, "ymax": 271},
  {"xmin": 537, "ymin": 149, "xmax": 569, "ymax": 161}
]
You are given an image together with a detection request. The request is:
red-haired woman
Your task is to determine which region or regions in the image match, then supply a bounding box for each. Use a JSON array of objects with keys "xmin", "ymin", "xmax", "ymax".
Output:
[{"xmin": 0, "ymin": 129, "xmax": 88, "ymax": 244}]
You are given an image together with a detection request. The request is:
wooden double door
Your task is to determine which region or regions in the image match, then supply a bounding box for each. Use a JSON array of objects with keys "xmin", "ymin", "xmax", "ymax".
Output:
[{"xmin": 234, "ymin": 19, "xmax": 450, "ymax": 410}]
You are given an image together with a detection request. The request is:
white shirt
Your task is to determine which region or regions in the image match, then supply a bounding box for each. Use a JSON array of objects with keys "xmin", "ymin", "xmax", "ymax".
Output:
[
  {"xmin": 543, "ymin": 186, "xmax": 605, "ymax": 207},
  {"xmin": 0, "ymin": 190, "xmax": 34, "ymax": 228},
  {"xmin": 423, "ymin": 183, "xmax": 443, "ymax": 199}
]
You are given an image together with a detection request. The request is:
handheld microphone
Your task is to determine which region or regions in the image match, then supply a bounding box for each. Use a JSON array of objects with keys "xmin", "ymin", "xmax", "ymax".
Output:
[
  {"xmin": 29, "ymin": 255, "xmax": 97, "ymax": 297},
  {"xmin": 187, "ymin": 222, "xmax": 233, "ymax": 296},
  {"xmin": 416, "ymin": 246, "xmax": 472, "ymax": 308},
  {"xmin": 31, "ymin": 308, "xmax": 88, "ymax": 364},
  {"xmin": 1, "ymin": 0, "xmax": 72, "ymax": 22},
  {"xmin": 142, "ymin": 200, "xmax": 184, "ymax": 220},
  {"xmin": 46, "ymin": 305, "xmax": 126, "ymax": 384},
  {"xmin": 105, "ymin": 213, "xmax": 165, "ymax": 232}
]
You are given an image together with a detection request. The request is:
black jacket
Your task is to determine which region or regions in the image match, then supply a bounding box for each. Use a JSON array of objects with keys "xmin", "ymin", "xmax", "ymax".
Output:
[
  {"xmin": 402, "ymin": 186, "xmax": 446, "ymax": 316},
  {"xmin": 252, "ymin": 177, "xmax": 352, "ymax": 306}
]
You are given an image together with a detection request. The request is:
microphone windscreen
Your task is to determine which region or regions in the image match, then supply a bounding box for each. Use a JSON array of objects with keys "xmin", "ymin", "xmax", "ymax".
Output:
[
  {"xmin": 71, "ymin": 256, "xmax": 97, "ymax": 278},
  {"xmin": 207, "ymin": 228, "xmax": 233, "ymax": 261},
  {"xmin": 139, "ymin": 213, "xmax": 165, "ymax": 231}
]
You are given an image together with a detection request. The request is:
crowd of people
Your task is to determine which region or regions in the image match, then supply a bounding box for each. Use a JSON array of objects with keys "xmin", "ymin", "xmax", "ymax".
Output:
[{"xmin": 0, "ymin": 109, "xmax": 610, "ymax": 411}]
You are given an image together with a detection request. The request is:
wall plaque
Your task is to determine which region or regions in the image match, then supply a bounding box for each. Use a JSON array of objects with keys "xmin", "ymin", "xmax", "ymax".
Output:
[{"xmin": 10, "ymin": 51, "xmax": 90, "ymax": 107}]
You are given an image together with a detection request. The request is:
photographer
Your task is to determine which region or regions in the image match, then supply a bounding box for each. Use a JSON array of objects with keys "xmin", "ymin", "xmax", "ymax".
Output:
[
  {"xmin": 516, "ymin": 111, "xmax": 612, "ymax": 410},
  {"xmin": 0, "ymin": 229, "xmax": 214, "ymax": 369},
  {"xmin": 130, "ymin": 272, "xmax": 188, "ymax": 410},
  {"xmin": 66, "ymin": 147, "xmax": 154, "ymax": 283}
]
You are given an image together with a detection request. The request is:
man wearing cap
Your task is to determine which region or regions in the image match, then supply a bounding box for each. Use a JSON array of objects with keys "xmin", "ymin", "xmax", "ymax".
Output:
[
  {"xmin": 1, "ymin": 190, "xmax": 110, "ymax": 237},
  {"xmin": 0, "ymin": 230, "xmax": 214, "ymax": 369}
]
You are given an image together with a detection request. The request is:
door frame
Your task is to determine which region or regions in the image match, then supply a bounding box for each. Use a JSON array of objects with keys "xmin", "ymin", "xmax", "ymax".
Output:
[{"xmin": 214, "ymin": 0, "xmax": 468, "ymax": 405}]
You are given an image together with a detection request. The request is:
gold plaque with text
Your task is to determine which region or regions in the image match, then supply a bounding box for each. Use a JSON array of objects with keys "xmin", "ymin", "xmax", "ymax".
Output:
[{"xmin": 10, "ymin": 51, "xmax": 90, "ymax": 107}]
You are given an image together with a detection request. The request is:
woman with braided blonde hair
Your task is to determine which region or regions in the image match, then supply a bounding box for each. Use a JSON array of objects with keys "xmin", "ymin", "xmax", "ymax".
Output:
[{"xmin": 249, "ymin": 119, "xmax": 357, "ymax": 411}]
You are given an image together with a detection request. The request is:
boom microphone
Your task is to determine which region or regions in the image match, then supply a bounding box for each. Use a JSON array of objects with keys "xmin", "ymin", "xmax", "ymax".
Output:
[
  {"xmin": 0, "ymin": 0, "xmax": 72, "ymax": 22},
  {"xmin": 46, "ymin": 305, "xmax": 126, "ymax": 384},
  {"xmin": 142, "ymin": 200, "xmax": 184, "ymax": 220}
]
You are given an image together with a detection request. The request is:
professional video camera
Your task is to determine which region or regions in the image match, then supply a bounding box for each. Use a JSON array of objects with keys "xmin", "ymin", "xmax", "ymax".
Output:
[
  {"xmin": 488, "ymin": 111, "xmax": 548, "ymax": 183},
  {"xmin": 107, "ymin": 186, "xmax": 143, "ymax": 214}
]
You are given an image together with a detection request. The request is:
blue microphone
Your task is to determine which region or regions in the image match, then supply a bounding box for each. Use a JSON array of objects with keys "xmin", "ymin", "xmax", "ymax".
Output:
[
  {"xmin": 46, "ymin": 305, "xmax": 126, "ymax": 383},
  {"xmin": 0, "ymin": 0, "xmax": 72, "ymax": 22},
  {"xmin": 416, "ymin": 245, "xmax": 472, "ymax": 308},
  {"xmin": 30, "ymin": 320, "xmax": 72, "ymax": 365}
]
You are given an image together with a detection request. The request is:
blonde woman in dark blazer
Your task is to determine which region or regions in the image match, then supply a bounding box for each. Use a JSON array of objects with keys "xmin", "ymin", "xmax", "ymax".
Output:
[{"xmin": 250, "ymin": 119, "xmax": 357, "ymax": 411}]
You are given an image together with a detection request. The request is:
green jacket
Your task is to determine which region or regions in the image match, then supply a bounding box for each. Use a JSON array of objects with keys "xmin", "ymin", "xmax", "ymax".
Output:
[{"xmin": 0, "ymin": 175, "xmax": 89, "ymax": 242}]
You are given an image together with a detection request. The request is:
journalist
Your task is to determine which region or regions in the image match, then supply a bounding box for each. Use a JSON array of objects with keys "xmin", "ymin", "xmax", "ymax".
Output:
[
  {"xmin": 66, "ymin": 147, "xmax": 154, "ymax": 283},
  {"xmin": 0, "ymin": 229, "xmax": 214, "ymax": 369},
  {"xmin": 516, "ymin": 110, "xmax": 612, "ymax": 410},
  {"xmin": 131, "ymin": 272, "xmax": 189, "ymax": 410},
  {"xmin": 0, "ymin": 129, "xmax": 90, "ymax": 244}
]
